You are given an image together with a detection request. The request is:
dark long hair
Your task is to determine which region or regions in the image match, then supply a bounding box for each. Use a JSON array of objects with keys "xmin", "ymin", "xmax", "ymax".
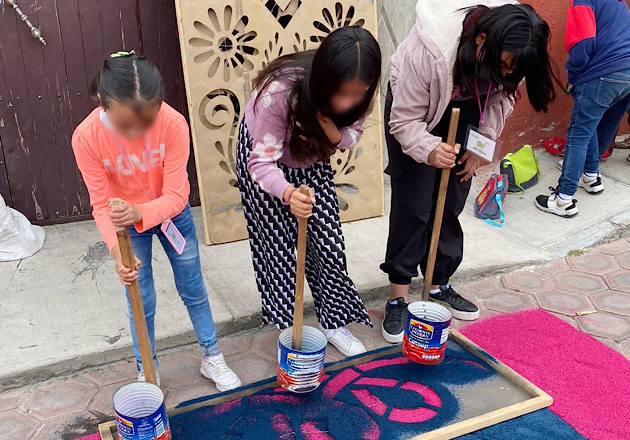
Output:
[
  {"xmin": 253, "ymin": 26, "xmax": 381, "ymax": 163},
  {"xmin": 454, "ymin": 4, "xmax": 558, "ymax": 112},
  {"xmin": 91, "ymin": 54, "xmax": 164, "ymax": 111}
]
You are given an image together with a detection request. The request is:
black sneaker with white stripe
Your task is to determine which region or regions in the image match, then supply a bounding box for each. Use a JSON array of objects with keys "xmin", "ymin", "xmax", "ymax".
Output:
[
  {"xmin": 578, "ymin": 174, "xmax": 604, "ymax": 194},
  {"xmin": 535, "ymin": 187, "xmax": 579, "ymax": 217},
  {"xmin": 429, "ymin": 285, "xmax": 479, "ymax": 321}
]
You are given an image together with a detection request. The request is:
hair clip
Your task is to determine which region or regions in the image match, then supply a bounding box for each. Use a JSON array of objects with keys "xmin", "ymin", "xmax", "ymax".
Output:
[{"xmin": 110, "ymin": 50, "xmax": 136, "ymax": 58}]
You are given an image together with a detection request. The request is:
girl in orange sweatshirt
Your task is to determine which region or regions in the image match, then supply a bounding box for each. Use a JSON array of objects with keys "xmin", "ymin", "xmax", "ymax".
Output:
[{"xmin": 72, "ymin": 52, "xmax": 241, "ymax": 391}]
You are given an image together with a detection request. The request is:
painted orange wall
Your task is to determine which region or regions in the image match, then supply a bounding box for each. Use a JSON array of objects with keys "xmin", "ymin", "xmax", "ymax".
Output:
[{"xmin": 500, "ymin": 0, "xmax": 630, "ymax": 151}]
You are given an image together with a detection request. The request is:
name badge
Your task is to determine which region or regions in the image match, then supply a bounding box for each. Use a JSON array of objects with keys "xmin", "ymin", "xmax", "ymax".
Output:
[
  {"xmin": 464, "ymin": 125, "xmax": 501, "ymax": 162},
  {"xmin": 161, "ymin": 219, "xmax": 186, "ymax": 255}
]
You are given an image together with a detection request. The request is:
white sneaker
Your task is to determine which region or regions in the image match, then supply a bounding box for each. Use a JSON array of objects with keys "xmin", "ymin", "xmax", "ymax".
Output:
[
  {"xmin": 200, "ymin": 354, "xmax": 242, "ymax": 392},
  {"xmin": 535, "ymin": 187, "xmax": 578, "ymax": 217},
  {"xmin": 319, "ymin": 325, "xmax": 366, "ymax": 357},
  {"xmin": 138, "ymin": 371, "xmax": 161, "ymax": 387},
  {"xmin": 578, "ymin": 173, "xmax": 604, "ymax": 194}
]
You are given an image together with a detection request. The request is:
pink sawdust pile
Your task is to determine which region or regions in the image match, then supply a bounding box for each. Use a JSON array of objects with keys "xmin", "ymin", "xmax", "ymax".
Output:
[{"xmin": 462, "ymin": 309, "xmax": 630, "ymax": 440}]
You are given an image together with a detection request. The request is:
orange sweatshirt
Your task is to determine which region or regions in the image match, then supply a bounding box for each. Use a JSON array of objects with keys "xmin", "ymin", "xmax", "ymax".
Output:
[{"xmin": 72, "ymin": 103, "xmax": 191, "ymax": 252}]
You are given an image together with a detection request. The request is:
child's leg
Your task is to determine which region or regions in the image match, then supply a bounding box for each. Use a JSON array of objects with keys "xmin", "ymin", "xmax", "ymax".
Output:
[
  {"xmin": 128, "ymin": 226, "xmax": 157, "ymax": 370},
  {"xmin": 380, "ymin": 163, "xmax": 437, "ymax": 296},
  {"xmin": 380, "ymin": 84, "xmax": 436, "ymax": 300},
  {"xmin": 156, "ymin": 205, "xmax": 219, "ymax": 357},
  {"xmin": 559, "ymin": 77, "xmax": 624, "ymax": 197},
  {"xmin": 297, "ymin": 162, "xmax": 371, "ymax": 330},
  {"xmin": 589, "ymin": 92, "xmax": 630, "ymax": 172},
  {"xmin": 236, "ymin": 121, "xmax": 298, "ymax": 330}
]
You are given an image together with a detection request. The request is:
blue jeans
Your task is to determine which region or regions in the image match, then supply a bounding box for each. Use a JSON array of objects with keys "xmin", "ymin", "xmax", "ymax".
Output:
[
  {"xmin": 127, "ymin": 205, "xmax": 219, "ymax": 369},
  {"xmin": 559, "ymin": 70, "xmax": 630, "ymax": 196}
]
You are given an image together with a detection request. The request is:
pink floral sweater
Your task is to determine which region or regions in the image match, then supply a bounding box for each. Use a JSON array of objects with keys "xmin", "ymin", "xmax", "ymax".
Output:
[{"xmin": 243, "ymin": 79, "xmax": 364, "ymax": 201}]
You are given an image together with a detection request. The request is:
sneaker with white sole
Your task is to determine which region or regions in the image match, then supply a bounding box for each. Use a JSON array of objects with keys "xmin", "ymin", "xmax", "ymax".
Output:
[
  {"xmin": 578, "ymin": 173, "xmax": 604, "ymax": 194},
  {"xmin": 535, "ymin": 187, "xmax": 579, "ymax": 217},
  {"xmin": 138, "ymin": 371, "xmax": 161, "ymax": 387},
  {"xmin": 201, "ymin": 354, "xmax": 242, "ymax": 392},
  {"xmin": 381, "ymin": 298, "xmax": 408, "ymax": 344},
  {"xmin": 319, "ymin": 325, "xmax": 366, "ymax": 357},
  {"xmin": 430, "ymin": 286, "xmax": 479, "ymax": 321}
]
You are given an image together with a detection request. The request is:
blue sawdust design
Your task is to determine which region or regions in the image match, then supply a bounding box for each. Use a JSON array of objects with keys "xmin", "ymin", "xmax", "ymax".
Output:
[{"xmin": 168, "ymin": 342, "xmax": 576, "ymax": 439}]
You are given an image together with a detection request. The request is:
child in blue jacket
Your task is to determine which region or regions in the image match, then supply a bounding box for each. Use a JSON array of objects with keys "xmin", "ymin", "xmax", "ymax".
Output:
[{"xmin": 536, "ymin": 0, "xmax": 630, "ymax": 217}]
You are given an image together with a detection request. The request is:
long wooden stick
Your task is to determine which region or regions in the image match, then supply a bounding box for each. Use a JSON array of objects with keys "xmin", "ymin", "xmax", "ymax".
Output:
[
  {"xmin": 110, "ymin": 199, "xmax": 158, "ymax": 385},
  {"xmin": 422, "ymin": 108, "xmax": 461, "ymax": 300},
  {"xmin": 292, "ymin": 186, "xmax": 311, "ymax": 351}
]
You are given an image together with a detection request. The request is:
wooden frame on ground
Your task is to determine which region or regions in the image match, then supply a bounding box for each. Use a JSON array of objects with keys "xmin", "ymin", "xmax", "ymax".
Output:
[{"xmin": 98, "ymin": 329, "xmax": 553, "ymax": 440}]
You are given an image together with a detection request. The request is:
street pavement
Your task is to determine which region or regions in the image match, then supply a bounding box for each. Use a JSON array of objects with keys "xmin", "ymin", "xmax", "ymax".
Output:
[{"xmin": 2, "ymin": 237, "xmax": 630, "ymax": 439}]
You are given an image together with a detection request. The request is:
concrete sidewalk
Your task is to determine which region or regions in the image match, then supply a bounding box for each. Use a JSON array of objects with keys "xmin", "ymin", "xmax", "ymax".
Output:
[{"xmin": 2, "ymin": 147, "xmax": 630, "ymax": 390}]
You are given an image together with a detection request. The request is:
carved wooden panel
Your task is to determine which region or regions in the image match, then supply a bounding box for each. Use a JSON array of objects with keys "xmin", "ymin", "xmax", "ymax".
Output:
[{"xmin": 174, "ymin": 0, "xmax": 383, "ymax": 244}]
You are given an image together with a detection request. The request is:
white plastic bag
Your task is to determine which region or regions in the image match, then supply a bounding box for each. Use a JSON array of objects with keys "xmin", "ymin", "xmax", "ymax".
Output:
[{"xmin": 0, "ymin": 195, "xmax": 45, "ymax": 261}]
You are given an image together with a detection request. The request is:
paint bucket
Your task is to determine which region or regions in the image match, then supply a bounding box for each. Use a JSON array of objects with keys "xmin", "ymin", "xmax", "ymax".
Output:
[
  {"xmin": 403, "ymin": 301, "xmax": 452, "ymax": 365},
  {"xmin": 277, "ymin": 325, "xmax": 327, "ymax": 393},
  {"xmin": 113, "ymin": 382, "xmax": 171, "ymax": 440}
]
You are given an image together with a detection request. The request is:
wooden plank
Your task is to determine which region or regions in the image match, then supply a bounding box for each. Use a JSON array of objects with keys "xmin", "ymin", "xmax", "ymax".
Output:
[
  {"xmin": 137, "ymin": 0, "xmax": 161, "ymax": 66},
  {"xmin": 98, "ymin": 333, "xmax": 552, "ymax": 440},
  {"xmin": 55, "ymin": 0, "xmax": 94, "ymax": 215},
  {"xmin": 99, "ymin": 0, "xmax": 124, "ymax": 55},
  {"xmin": 0, "ymin": 135, "xmax": 11, "ymax": 203},
  {"xmin": 0, "ymin": 7, "xmax": 46, "ymax": 220},
  {"xmin": 78, "ymin": 0, "xmax": 106, "ymax": 88},
  {"xmin": 15, "ymin": 1, "xmax": 67, "ymax": 221},
  {"xmin": 35, "ymin": 0, "xmax": 86, "ymax": 219},
  {"xmin": 118, "ymin": 0, "xmax": 142, "ymax": 52}
]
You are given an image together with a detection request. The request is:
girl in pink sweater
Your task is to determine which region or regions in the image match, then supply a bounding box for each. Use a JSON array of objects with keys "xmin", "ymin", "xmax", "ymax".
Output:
[
  {"xmin": 72, "ymin": 53, "xmax": 241, "ymax": 391},
  {"xmin": 381, "ymin": 1, "xmax": 558, "ymax": 342},
  {"xmin": 236, "ymin": 27, "xmax": 381, "ymax": 357}
]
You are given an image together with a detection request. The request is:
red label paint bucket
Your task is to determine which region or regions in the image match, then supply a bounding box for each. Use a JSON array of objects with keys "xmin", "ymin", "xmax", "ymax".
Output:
[
  {"xmin": 402, "ymin": 301, "xmax": 452, "ymax": 365},
  {"xmin": 277, "ymin": 326, "xmax": 327, "ymax": 393},
  {"xmin": 113, "ymin": 382, "xmax": 171, "ymax": 440}
]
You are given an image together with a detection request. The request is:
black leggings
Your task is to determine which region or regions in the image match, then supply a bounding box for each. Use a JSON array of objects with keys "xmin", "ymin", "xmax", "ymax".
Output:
[{"xmin": 380, "ymin": 85, "xmax": 481, "ymax": 286}]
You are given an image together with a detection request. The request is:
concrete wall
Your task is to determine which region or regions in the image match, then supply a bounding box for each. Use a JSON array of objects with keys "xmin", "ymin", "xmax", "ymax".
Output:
[{"xmin": 376, "ymin": 0, "xmax": 630, "ymax": 150}]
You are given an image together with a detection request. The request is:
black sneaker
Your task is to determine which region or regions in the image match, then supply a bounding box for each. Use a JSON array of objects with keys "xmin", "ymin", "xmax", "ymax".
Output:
[
  {"xmin": 382, "ymin": 297, "xmax": 408, "ymax": 344},
  {"xmin": 430, "ymin": 286, "xmax": 479, "ymax": 321}
]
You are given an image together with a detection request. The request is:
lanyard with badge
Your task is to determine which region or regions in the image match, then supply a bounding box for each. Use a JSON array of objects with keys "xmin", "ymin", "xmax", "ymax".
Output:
[
  {"xmin": 463, "ymin": 80, "xmax": 502, "ymax": 162},
  {"xmin": 104, "ymin": 112, "xmax": 187, "ymax": 255}
]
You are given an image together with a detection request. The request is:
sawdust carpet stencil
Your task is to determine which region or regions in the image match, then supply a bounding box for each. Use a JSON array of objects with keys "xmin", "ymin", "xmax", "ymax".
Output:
[{"xmin": 174, "ymin": 0, "xmax": 384, "ymax": 244}]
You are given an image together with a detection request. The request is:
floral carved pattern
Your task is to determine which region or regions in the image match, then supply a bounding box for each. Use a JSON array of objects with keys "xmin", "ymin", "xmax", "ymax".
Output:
[
  {"xmin": 190, "ymin": 5, "xmax": 259, "ymax": 81},
  {"xmin": 175, "ymin": 0, "xmax": 382, "ymax": 244},
  {"xmin": 198, "ymin": 89, "xmax": 241, "ymax": 188},
  {"xmin": 332, "ymin": 147, "xmax": 363, "ymax": 211},
  {"xmin": 310, "ymin": 2, "xmax": 366, "ymax": 43},
  {"xmin": 262, "ymin": 0, "xmax": 303, "ymax": 28}
]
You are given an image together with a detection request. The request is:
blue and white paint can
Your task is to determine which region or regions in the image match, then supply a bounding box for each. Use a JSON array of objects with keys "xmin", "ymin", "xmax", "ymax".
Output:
[{"xmin": 113, "ymin": 382, "xmax": 171, "ymax": 440}]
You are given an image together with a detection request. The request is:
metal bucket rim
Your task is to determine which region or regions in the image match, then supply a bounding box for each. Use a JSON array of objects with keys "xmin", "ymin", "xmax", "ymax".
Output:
[
  {"xmin": 113, "ymin": 382, "xmax": 165, "ymax": 418},
  {"xmin": 408, "ymin": 301, "xmax": 452, "ymax": 322},
  {"xmin": 278, "ymin": 325, "xmax": 327, "ymax": 353}
]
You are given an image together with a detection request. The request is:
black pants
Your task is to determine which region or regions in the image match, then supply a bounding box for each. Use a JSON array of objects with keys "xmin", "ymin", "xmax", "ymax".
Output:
[{"xmin": 380, "ymin": 85, "xmax": 481, "ymax": 286}]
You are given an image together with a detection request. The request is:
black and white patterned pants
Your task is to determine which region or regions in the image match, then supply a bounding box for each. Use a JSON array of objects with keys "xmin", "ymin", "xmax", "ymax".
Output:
[{"xmin": 236, "ymin": 121, "xmax": 371, "ymax": 330}]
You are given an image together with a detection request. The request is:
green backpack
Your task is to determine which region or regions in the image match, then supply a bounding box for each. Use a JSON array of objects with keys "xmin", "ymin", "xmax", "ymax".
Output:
[{"xmin": 500, "ymin": 145, "xmax": 540, "ymax": 194}]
